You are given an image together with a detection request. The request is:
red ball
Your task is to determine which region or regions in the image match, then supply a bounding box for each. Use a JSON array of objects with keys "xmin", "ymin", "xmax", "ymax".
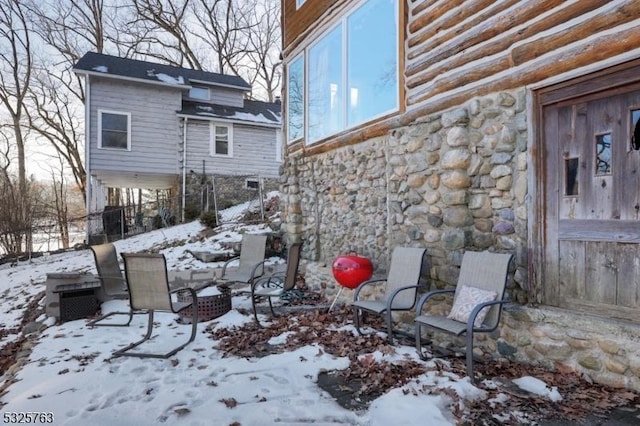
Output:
[{"xmin": 332, "ymin": 254, "xmax": 374, "ymax": 289}]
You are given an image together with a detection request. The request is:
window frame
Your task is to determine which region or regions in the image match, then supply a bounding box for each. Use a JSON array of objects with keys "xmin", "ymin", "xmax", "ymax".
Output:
[
  {"xmin": 209, "ymin": 122, "xmax": 234, "ymax": 157},
  {"xmin": 98, "ymin": 109, "xmax": 131, "ymax": 151},
  {"xmin": 286, "ymin": 53, "xmax": 305, "ymax": 144},
  {"xmin": 293, "ymin": 0, "xmax": 400, "ymax": 146},
  {"xmin": 296, "ymin": 0, "xmax": 306, "ymax": 9}
]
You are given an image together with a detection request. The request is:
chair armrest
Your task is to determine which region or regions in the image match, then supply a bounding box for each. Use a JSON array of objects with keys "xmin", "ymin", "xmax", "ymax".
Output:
[
  {"xmin": 221, "ymin": 255, "xmax": 241, "ymax": 276},
  {"xmin": 415, "ymin": 288, "xmax": 455, "ymax": 316},
  {"xmin": 353, "ymin": 278, "xmax": 387, "ymax": 301},
  {"xmin": 467, "ymin": 299, "xmax": 510, "ymax": 334},
  {"xmin": 251, "ymin": 272, "xmax": 284, "ymax": 293},
  {"xmin": 385, "ymin": 284, "xmax": 426, "ymax": 311},
  {"xmin": 170, "ymin": 286, "xmax": 198, "ymax": 313}
]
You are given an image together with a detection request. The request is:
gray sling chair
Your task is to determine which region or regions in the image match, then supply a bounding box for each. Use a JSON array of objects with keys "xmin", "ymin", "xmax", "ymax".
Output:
[
  {"xmin": 113, "ymin": 252, "xmax": 198, "ymax": 359},
  {"xmin": 351, "ymin": 247, "xmax": 428, "ymax": 344},
  {"xmin": 220, "ymin": 234, "xmax": 268, "ymax": 286},
  {"xmin": 414, "ymin": 250, "xmax": 513, "ymax": 382},
  {"xmin": 250, "ymin": 242, "xmax": 303, "ymax": 326},
  {"xmin": 87, "ymin": 243, "xmax": 133, "ymax": 327}
]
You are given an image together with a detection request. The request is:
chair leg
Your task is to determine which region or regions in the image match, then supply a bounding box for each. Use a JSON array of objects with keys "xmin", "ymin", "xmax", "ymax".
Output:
[
  {"xmin": 385, "ymin": 311, "xmax": 394, "ymax": 344},
  {"xmin": 87, "ymin": 310, "xmax": 133, "ymax": 327},
  {"xmin": 251, "ymin": 294, "xmax": 263, "ymax": 327},
  {"xmin": 113, "ymin": 306, "xmax": 198, "ymax": 359},
  {"xmin": 353, "ymin": 307, "xmax": 364, "ymax": 336},
  {"xmin": 113, "ymin": 310, "xmax": 155, "ymax": 357},
  {"xmin": 415, "ymin": 322, "xmax": 426, "ymax": 360},
  {"xmin": 466, "ymin": 331, "xmax": 475, "ymax": 382}
]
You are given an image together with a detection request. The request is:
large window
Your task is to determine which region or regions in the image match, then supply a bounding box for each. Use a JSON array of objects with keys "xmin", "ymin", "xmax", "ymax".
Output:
[
  {"xmin": 98, "ymin": 110, "xmax": 130, "ymax": 150},
  {"xmin": 308, "ymin": 26, "xmax": 343, "ymax": 141},
  {"xmin": 347, "ymin": 0, "xmax": 398, "ymax": 127},
  {"xmin": 287, "ymin": 55, "xmax": 304, "ymax": 142},
  {"xmin": 210, "ymin": 123, "xmax": 233, "ymax": 156},
  {"xmin": 292, "ymin": 0, "xmax": 398, "ymax": 145}
]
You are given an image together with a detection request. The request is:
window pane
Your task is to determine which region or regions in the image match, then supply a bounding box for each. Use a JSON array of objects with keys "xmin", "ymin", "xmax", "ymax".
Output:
[
  {"xmin": 189, "ymin": 86, "xmax": 210, "ymax": 100},
  {"xmin": 565, "ymin": 158, "xmax": 579, "ymax": 196},
  {"xmin": 102, "ymin": 113, "xmax": 127, "ymax": 132},
  {"xmin": 631, "ymin": 109, "xmax": 640, "ymax": 150},
  {"xmin": 216, "ymin": 140, "xmax": 228, "ymax": 155},
  {"xmin": 102, "ymin": 130, "xmax": 128, "ymax": 149},
  {"xmin": 347, "ymin": 0, "xmax": 397, "ymax": 127},
  {"xmin": 101, "ymin": 112, "xmax": 128, "ymax": 149},
  {"xmin": 308, "ymin": 26, "xmax": 343, "ymax": 142},
  {"xmin": 595, "ymin": 133, "xmax": 611, "ymax": 175},
  {"xmin": 287, "ymin": 56, "xmax": 304, "ymax": 142},
  {"xmin": 214, "ymin": 125, "xmax": 229, "ymax": 155}
]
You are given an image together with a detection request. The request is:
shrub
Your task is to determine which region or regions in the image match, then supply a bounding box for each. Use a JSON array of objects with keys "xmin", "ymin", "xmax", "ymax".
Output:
[{"xmin": 199, "ymin": 211, "xmax": 218, "ymax": 229}]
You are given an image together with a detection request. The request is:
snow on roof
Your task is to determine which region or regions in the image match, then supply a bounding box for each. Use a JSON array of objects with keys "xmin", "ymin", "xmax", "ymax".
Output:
[
  {"xmin": 148, "ymin": 70, "xmax": 185, "ymax": 85},
  {"xmin": 180, "ymin": 100, "xmax": 281, "ymax": 125},
  {"xmin": 73, "ymin": 51, "xmax": 250, "ymax": 90}
]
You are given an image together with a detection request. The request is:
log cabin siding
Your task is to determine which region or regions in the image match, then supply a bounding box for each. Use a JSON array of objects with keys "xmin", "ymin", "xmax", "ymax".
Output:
[
  {"xmin": 405, "ymin": 0, "xmax": 640, "ymax": 110},
  {"xmin": 88, "ymin": 78, "xmax": 181, "ymax": 175},
  {"xmin": 282, "ymin": 0, "xmax": 341, "ymax": 49},
  {"xmin": 184, "ymin": 120, "xmax": 281, "ymax": 178}
]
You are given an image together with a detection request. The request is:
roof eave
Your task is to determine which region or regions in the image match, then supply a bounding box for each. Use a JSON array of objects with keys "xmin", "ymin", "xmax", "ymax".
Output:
[
  {"xmin": 176, "ymin": 112, "xmax": 281, "ymax": 128},
  {"xmin": 72, "ymin": 68, "xmax": 188, "ymax": 89}
]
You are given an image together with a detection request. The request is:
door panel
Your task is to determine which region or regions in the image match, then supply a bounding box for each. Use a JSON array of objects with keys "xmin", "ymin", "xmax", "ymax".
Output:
[{"xmin": 543, "ymin": 83, "xmax": 640, "ymax": 320}]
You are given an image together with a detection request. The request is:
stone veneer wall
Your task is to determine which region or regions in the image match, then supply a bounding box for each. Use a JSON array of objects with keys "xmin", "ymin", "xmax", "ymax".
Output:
[{"xmin": 281, "ymin": 89, "xmax": 640, "ymax": 391}]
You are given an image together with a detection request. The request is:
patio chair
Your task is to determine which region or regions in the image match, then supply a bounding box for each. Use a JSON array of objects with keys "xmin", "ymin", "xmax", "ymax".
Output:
[
  {"xmin": 220, "ymin": 234, "xmax": 268, "ymax": 286},
  {"xmin": 113, "ymin": 252, "xmax": 198, "ymax": 359},
  {"xmin": 351, "ymin": 247, "xmax": 428, "ymax": 344},
  {"xmin": 414, "ymin": 250, "xmax": 513, "ymax": 382},
  {"xmin": 87, "ymin": 243, "xmax": 133, "ymax": 327},
  {"xmin": 251, "ymin": 242, "xmax": 303, "ymax": 326}
]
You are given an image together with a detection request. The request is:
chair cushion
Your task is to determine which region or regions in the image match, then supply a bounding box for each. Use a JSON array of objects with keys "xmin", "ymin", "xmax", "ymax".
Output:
[{"xmin": 447, "ymin": 285, "xmax": 497, "ymax": 327}]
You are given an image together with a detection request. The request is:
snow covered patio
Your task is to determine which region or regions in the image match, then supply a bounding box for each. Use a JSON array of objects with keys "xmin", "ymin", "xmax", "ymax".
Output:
[{"xmin": 0, "ymin": 221, "xmax": 637, "ymax": 425}]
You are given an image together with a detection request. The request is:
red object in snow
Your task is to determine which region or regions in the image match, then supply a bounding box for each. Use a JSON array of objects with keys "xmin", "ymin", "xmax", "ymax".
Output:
[{"xmin": 332, "ymin": 254, "xmax": 374, "ymax": 289}]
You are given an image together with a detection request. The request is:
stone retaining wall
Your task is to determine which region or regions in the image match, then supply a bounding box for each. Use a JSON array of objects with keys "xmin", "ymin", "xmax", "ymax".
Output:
[{"xmin": 282, "ymin": 89, "xmax": 640, "ymax": 390}]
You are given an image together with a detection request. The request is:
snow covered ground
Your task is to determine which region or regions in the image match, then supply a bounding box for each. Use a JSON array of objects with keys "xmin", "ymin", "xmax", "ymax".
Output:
[{"xmin": 0, "ymin": 219, "xmax": 561, "ymax": 425}]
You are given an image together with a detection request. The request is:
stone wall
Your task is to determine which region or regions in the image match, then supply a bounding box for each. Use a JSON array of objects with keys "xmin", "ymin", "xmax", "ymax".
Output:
[
  {"xmin": 281, "ymin": 89, "xmax": 640, "ymax": 391},
  {"xmin": 283, "ymin": 89, "xmax": 528, "ymax": 299}
]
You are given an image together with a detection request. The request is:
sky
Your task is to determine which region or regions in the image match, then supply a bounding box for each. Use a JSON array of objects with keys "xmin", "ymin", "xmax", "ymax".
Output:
[{"xmin": 0, "ymin": 218, "xmax": 562, "ymax": 425}]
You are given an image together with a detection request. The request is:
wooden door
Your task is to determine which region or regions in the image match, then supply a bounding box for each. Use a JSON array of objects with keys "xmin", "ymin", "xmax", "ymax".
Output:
[{"xmin": 540, "ymin": 65, "xmax": 640, "ymax": 321}]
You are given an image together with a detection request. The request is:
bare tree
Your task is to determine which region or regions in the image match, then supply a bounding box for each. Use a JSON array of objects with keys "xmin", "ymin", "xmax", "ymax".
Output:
[
  {"xmin": 191, "ymin": 0, "xmax": 254, "ymax": 75},
  {"xmin": 245, "ymin": 0, "xmax": 281, "ymax": 101},
  {"xmin": 0, "ymin": 0, "xmax": 34, "ymax": 252}
]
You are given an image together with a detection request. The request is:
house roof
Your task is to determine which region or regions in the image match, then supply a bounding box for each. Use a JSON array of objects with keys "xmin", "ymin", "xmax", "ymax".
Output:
[
  {"xmin": 179, "ymin": 100, "xmax": 281, "ymax": 126},
  {"xmin": 73, "ymin": 52, "xmax": 251, "ymax": 91}
]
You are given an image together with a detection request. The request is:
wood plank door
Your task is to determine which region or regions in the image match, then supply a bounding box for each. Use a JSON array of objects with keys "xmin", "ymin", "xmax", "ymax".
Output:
[{"xmin": 541, "ymin": 74, "xmax": 640, "ymax": 321}]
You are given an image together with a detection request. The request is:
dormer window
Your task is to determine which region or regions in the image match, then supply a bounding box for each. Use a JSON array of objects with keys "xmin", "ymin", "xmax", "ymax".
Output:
[{"xmin": 189, "ymin": 85, "xmax": 210, "ymax": 101}]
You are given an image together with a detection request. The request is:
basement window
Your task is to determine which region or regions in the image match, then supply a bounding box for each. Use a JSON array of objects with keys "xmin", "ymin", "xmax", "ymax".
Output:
[{"xmin": 246, "ymin": 179, "xmax": 259, "ymax": 190}]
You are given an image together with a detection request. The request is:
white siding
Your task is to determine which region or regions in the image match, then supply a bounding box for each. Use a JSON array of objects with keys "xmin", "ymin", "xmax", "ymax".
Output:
[
  {"xmin": 88, "ymin": 79, "xmax": 182, "ymax": 175},
  {"xmin": 184, "ymin": 120, "xmax": 281, "ymax": 178}
]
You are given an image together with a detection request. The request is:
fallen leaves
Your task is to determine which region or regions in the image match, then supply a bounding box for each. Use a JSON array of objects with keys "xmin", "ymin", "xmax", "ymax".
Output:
[{"xmin": 206, "ymin": 295, "xmax": 640, "ymax": 424}]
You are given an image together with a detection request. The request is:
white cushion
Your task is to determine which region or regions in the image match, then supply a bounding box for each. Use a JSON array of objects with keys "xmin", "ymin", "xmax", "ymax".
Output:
[{"xmin": 447, "ymin": 285, "xmax": 498, "ymax": 327}]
